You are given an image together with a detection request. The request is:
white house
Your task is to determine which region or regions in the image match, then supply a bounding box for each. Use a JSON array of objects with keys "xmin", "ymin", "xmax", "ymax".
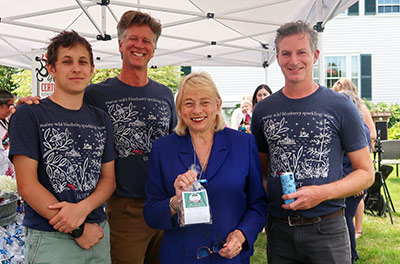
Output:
[{"xmin": 194, "ymin": 0, "xmax": 400, "ymax": 107}]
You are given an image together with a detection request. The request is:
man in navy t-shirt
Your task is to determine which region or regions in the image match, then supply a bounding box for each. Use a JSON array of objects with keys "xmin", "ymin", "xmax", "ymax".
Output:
[
  {"xmin": 9, "ymin": 31, "xmax": 117, "ymax": 263},
  {"xmin": 84, "ymin": 11, "xmax": 176, "ymax": 264},
  {"xmin": 251, "ymin": 21, "xmax": 374, "ymax": 264},
  {"xmin": 12, "ymin": 11, "xmax": 176, "ymax": 264}
]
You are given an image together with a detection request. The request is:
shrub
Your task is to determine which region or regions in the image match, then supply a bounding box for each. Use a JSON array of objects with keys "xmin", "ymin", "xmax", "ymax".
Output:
[{"xmin": 365, "ymin": 101, "xmax": 400, "ymax": 129}]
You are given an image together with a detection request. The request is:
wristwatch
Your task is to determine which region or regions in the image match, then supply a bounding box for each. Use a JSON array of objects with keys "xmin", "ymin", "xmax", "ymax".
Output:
[{"xmin": 70, "ymin": 223, "xmax": 85, "ymax": 238}]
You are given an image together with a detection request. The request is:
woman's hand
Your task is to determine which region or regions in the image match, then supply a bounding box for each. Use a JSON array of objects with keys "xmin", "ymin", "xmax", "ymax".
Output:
[
  {"xmin": 219, "ymin": 229, "xmax": 246, "ymax": 259},
  {"xmin": 171, "ymin": 170, "xmax": 198, "ymax": 209}
]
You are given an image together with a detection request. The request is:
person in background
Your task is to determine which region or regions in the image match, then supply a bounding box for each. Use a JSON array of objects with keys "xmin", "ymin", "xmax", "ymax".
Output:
[
  {"xmin": 0, "ymin": 90, "xmax": 15, "ymax": 176},
  {"xmin": 338, "ymin": 89, "xmax": 371, "ymax": 263},
  {"xmin": 9, "ymin": 30, "xmax": 116, "ymax": 264},
  {"xmin": 252, "ymin": 84, "xmax": 272, "ymax": 107},
  {"xmin": 251, "ymin": 21, "xmax": 374, "ymax": 263},
  {"xmin": 333, "ymin": 78, "xmax": 377, "ymax": 239},
  {"xmin": 0, "ymin": 90, "xmax": 14, "ymax": 152},
  {"xmin": 237, "ymin": 98, "xmax": 252, "ymax": 133},
  {"xmin": 333, "ymin": 78, "xmax": 376, "ymax": 141},
  {"xmin": 144, "ymin": 72, "xmax": 267, "ymax": 263},
  {"xmin": 230, "ymin": 94, "xmax": 252, "ymax": 131}
]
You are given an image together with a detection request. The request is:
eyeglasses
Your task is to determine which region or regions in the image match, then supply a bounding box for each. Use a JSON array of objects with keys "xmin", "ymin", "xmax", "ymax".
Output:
[{"xmin": 183, "ymin": 236, "xmax": 225, "ymax": 259}]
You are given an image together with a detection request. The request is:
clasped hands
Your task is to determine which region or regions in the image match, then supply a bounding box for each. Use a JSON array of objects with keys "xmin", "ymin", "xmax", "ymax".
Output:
[{"xmin": 48, "ymin": 201, "xmax": 103, "ymax": 249}]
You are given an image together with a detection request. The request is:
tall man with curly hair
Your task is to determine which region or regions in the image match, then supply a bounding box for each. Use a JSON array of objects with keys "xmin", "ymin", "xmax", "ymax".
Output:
[{"xmin": 85, "ymin": 11, "xmax": 176, "ymax": 264}]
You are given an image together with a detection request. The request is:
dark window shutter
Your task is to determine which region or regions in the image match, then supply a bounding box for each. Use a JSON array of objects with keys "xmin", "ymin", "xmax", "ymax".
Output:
[
  {"xmin": 180, "ymin": 66, "xmax": 192, "ymax": 76},
  {"xmin": 365, "ymin": 0, "xmax": 376, "ymax": 15},
  {"xmin": 348, "ymin": 2, "xmax": 359, "ymax": 15},
  {"xmin": 360, "ymin": 54, "xmax": 372, "ymax": 100}
]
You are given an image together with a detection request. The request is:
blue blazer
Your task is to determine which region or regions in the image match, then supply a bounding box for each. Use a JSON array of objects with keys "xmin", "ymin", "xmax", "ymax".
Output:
[{"xmin": 144, "ymin": 128, "xmax": 267, "ymax": 264}]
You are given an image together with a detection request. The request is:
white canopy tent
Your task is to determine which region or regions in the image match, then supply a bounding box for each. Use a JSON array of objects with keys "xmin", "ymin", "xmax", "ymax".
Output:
[{"xmin": 0, "ymin": 0, "xmax": 356, "ymax": 71}]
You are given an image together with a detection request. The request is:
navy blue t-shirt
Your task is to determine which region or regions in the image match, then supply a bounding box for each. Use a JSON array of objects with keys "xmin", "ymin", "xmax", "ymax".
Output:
[
  {"xmin": 9, "ymin": 98, "xmax": 117, "ymax": 231},
  {"xmin": 85, "ymin": 77, "xmax": 177, "ymax": 199},
  {"xmin": 251, "ymin": 86, "xmax": 368, "ymax": 218},
  {"xmin": 343, "ymin": 122, "xmax": 371, "ymax": 176}
]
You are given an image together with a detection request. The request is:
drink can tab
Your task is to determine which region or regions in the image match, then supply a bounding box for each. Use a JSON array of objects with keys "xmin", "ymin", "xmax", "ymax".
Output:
[{"xmin": 280, "ymin": 172, "xmax": 296, "ymax": 204}]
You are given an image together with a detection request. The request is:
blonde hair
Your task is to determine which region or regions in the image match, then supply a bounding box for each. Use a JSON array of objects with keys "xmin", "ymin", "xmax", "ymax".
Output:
[
  {"xmin": 338, "ymin": 90, "xmax": 364, "ymax": 118},
  {"xmin": 332, "ymin": 78, "xmax": 358, "ymax": 94},
  {"xmin": 241, "ymin": 99, "xmax": 253, "ymax": 108},
  {"xmin": 175, "ymin": 72, "xmax": 225, "ymax": 136}
]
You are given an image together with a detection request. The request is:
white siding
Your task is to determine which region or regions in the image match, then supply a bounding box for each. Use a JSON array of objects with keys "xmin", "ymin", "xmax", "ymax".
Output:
[
  {"xmin": 192, "ymin": 66, "xmax": 267, "ymax": 107},
  {"xmin": 195, "ymin": 3, "xmax": 400, "ymax": 105},
  {"xmin": 265, "ymin": 63, "xmax": 285, "ymax": 93},
  {"xmin": 323, "ymin": 13, "xmax": 400, "ymax": 104}
]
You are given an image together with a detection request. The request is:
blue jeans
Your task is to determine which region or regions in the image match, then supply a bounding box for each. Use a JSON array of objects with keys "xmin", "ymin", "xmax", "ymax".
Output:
[
  {"xmin": 267, "ymin": 215, "xmax": 351, "ymax": 264},
  {"xmin": 345, "ymin": 195, "xmax": 363, "ymax": 263}
]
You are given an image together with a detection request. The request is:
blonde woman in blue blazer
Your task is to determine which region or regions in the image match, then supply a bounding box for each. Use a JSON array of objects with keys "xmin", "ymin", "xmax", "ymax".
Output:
[{"xmin": 144, "ymin": 72, "xmax": 267, "ymax": 264}]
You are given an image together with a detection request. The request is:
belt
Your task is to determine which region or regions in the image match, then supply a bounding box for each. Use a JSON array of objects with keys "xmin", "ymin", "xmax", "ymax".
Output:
[{"xmin": 272, "ymin": 208, "xmax": 344, "ymax": 227}]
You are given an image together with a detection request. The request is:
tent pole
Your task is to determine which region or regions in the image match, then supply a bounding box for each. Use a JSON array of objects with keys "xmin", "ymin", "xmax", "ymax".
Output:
[
  {"xmin": 75, "ymin": 0, "xmax": 105, "ymax": 38},
  {"xmin": 101, "ymin": 5, "xmax": 106, "ymax": 34},
  {"xmin": 317, "ymin": 29, "xmax": 325, "ymax": 87},
  {"xmin": 312, "ymin": 0, "xmax": 325, "ymax": 87}
]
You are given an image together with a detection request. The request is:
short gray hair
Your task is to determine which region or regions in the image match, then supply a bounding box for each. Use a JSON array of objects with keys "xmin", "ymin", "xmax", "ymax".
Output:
[{"xmin": 275, "ymin": 20, "xmax": 318, "ymax": 54}]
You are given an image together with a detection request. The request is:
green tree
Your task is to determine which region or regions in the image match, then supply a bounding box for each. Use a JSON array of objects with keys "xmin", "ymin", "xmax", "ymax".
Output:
[
  {"xmin": 11, "ymin": 70, "xmax": 32, "ymax": 97},
  {"xmin": 0, "ymin": 66, "xmax": 19, "ymax": 92},
  {"xmin": 9, "ymin": 65, "xmax": 182, "ymax": 98},
  {"xmin": 365, "ymin": 101, "xmax": 400, "ymax": 129},
  {"xmin": 148, "ymin": 66, "xmax": 182, "ymax": 94},
  {"xmin": 91, "ymin": 68, "xmax": 121, "ymax": 84},
  {"xmin": 365, "ymin": 100, "xmax": 400, "ymax": 139},
  {"xmin": 91, "ymin": 66, "xmax": 181, "ymax": 94}
]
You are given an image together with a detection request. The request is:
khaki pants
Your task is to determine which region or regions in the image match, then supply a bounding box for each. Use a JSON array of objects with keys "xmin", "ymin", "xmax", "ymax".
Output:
[
  {"xmin": 25, "ymin": 221, "xmax": 111, "ymax": 264},
  {"xmin": 106, "ymin": 194, "xmax": 163, "ymax": 264}
]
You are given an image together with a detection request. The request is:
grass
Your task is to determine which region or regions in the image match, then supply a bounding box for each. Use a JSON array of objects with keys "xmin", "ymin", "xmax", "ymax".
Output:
[{"xmin": 250, "ymin": 168, "xmax": 400, "ymax": 264}]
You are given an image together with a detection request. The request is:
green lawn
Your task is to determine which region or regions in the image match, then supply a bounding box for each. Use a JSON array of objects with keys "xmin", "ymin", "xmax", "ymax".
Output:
[{"xmin": 251, "ymin": 169, "xmax": 400, "ymax": 264}]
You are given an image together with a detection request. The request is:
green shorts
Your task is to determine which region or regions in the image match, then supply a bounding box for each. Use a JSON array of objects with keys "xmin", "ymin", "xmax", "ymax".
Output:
[{"xmin": 24, "ymin": 221, "xmax": 111, "ymax": 264}]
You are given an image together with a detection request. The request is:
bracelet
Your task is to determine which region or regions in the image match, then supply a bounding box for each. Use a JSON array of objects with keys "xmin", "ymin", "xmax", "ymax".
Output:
[{"xmin": 169, "ymin": 197, "xmax": 178, "ymax": 211}]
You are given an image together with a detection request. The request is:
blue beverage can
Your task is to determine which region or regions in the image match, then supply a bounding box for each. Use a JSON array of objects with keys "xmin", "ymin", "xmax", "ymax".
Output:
[{"xmin": 280, "ymin": 172, "xmax": 296, "ymax": 204}]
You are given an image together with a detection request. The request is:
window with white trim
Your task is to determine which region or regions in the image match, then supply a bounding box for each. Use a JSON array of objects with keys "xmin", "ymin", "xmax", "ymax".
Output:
[
  {"xmin": 378, "ymin": 0, "xmax": 400, "ymax": 13},
  {"xmin": 313, "ymin": 60, "xmax": 319, "ymax": 83},
  {"xmin": 326, "ymin": 56, "xmax": 346, "ymax": 88},
  {"xmin": 351, "ymin": 56, "xmax": 359, "ymax": 89},
  {"xmin": 312, "ymin": 55, "xmax": 360, "ymax": 90}
]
